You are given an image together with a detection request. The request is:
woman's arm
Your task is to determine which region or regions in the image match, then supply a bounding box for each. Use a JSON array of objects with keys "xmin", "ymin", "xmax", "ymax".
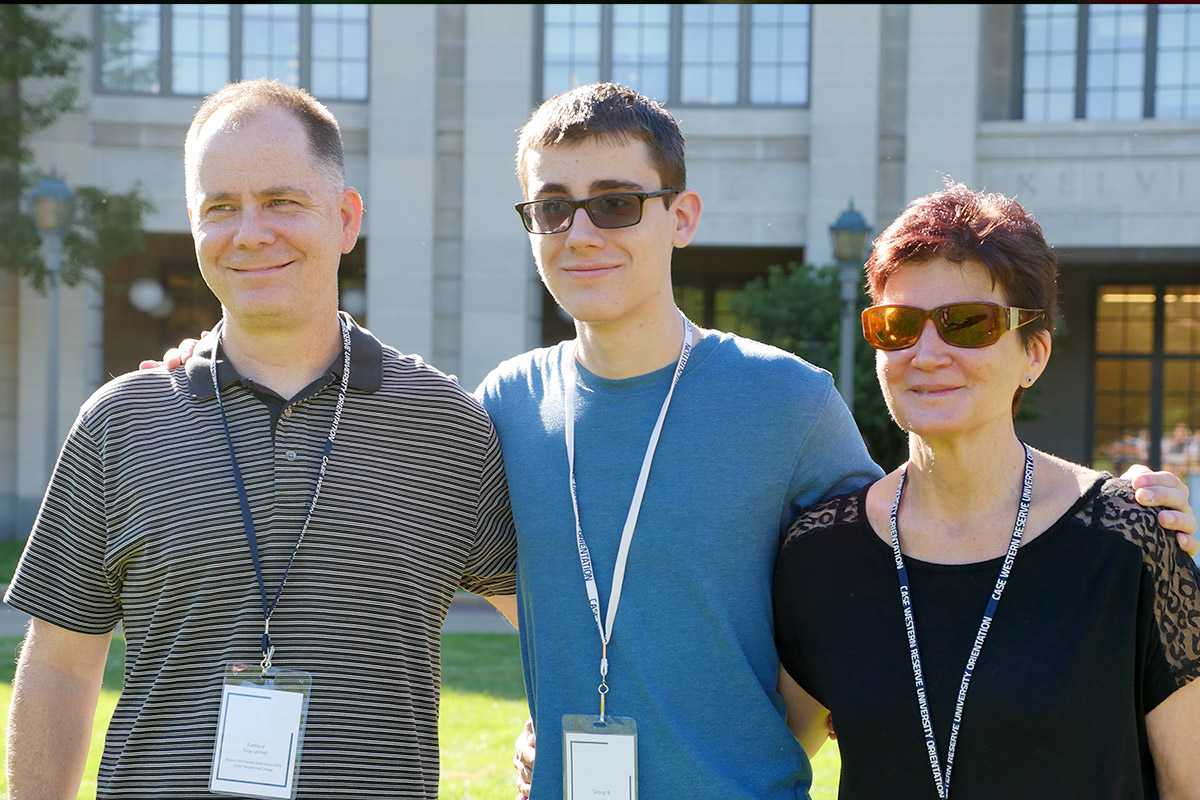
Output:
[
  {"xmin": 1147, "ymin": 678, "xmax": 1200, "ymax": 799},
  {"xmin": 778, "ymin": 666, "xmax": 830, "ymax": 760}
]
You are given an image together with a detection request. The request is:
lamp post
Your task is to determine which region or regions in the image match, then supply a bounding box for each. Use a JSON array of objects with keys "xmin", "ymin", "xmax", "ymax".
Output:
[
  {"xmin": 31, "ymin": 176, "xmax": 74, "ymax": 474},
  {"xmin": 829, "ymin": 200, "xmax": 871, "ymax": 406}
]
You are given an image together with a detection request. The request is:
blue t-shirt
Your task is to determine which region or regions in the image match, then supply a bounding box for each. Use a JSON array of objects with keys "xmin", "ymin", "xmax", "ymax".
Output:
[{"xmin": 476, "ymin": 328, "xmax": 883, "ymax": 799}]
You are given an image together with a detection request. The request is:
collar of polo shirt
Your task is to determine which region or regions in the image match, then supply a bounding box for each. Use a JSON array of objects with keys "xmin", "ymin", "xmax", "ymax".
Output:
[{"xmin": 186, "ymin": 311, "xmax": 385, "ymax": 400}]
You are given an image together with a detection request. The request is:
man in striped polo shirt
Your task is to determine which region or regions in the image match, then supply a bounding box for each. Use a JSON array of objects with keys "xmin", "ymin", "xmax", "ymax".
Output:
[{"xmin": 5, "ymin": 81, "xmax": 518, "ymax": 799}]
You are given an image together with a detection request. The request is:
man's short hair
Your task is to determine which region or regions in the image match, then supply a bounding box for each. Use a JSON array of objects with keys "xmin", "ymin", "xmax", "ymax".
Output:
[
  {"xmin": 184, "ymin": 79, "xmax": 345, "ymax": 201},
  {"xmin": 516, "ymin": 82, "xmax": 686, "ymax": 196}
]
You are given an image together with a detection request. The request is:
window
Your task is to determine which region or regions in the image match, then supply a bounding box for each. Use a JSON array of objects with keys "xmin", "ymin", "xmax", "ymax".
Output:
[
  {"xmin": 542, "ymin": 4, "xmax": 601, "ymax": 99},
  {"xmin": 1021, "ymin": 4, "xmax": 1078, "ymax": 120},
  {"xmin": 99, "ymin": 4, "xmax": 162, "ymax": 93},
  {"xmin": 96, "ymin": 4, "xmax": 370, "ymax": 100},
  {"xmin": 1085, "ymin": 4, "xmax": 1146, "ymax": 120},
  {"xmin": 1018, "ymin": 4, "xmax": 1200, "ymax": 120},
  {"xmin": 749, "ymin": 4, "xmax": 810, "ymax": 106},
  {"xmin": 680, "ymin": 5, "xmax": 740, "ymax": 104},
  {"xmin": 538, "ymin": 4, "xmax": 811, "ymax": 107},
  {"xmin": 612, "ymin": 5, "xmax": 670, "ymax": 102},
  {"xmin": 1091, "ymin": 285, "xmax": 1200, "ymax": 511},
  {"xmin": 1156, "ymin": 4, "xmax": 1200, "ymax": 119},
  {"xmin": 172, "ymin": 5, "xmax": 230, "ymax": 95},
  {"xmin": 241, "ymin": 4, "xmax": 300, "ymax": 86},
  {"xmin": 311, "ymin": 4, "xmax": 369, "ymax": 101}
]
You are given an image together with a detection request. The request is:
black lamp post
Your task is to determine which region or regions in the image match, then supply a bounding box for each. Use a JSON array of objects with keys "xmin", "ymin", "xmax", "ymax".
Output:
[{"xmin": 829, "ymin": 200, "xmax": 871, "ymax": 405}]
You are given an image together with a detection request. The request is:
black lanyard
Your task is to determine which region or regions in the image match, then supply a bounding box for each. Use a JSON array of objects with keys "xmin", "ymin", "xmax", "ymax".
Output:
[
  {"xmin": 210, "ymin": 318, "xmax": 352, "ymax": 672},
  {"xmin": 889, "ymin": 442, "xmax": 1034, "ymax": 799}
]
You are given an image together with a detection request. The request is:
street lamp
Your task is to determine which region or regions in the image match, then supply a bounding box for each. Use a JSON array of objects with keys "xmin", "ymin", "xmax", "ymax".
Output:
[
  {"xmin": 30, "ymin": 175, "xmax": 74, "ymax": 475},
  {"xmin": 829, "ymin": 200, "xmax": 871, "ymax": 406}
]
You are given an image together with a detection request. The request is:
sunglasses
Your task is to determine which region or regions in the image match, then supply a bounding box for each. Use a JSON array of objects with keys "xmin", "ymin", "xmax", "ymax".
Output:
[
  {"xmin": 514, "ymin": 189, "xmax": 680, "ymax": 235},
  {"xmin": 861, "ymin": 302, "xmax": 1045, "ymax": 351}
]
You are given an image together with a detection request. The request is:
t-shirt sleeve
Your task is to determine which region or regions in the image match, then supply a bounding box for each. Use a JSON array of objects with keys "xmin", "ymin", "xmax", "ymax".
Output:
[
  {"xmin": 3, "ymin": 414, "xmax": 122, "ymax": 634},
  {"xmin": 1101, "ymin": 481, "xmax": 1200, "ymax": 710},
  {"xmin": 459, "ymin": 416, "xmax": 518, "ymax": 597},
  {"xmin": 784, "ymin": 374, "xmax": 884, "ymax": 527},
  {"xmin": 772, "ymin": 496, "xmax": 850, "ymax": 708}
]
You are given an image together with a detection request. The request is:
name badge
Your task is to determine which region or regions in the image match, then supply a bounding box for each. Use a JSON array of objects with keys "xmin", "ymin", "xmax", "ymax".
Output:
[
  {"xmin": 210, "ymin": 663, "xmax": 313, "ymax": 799},
  {"xmin": 562, "ymin": 714, "xmax": 637, "ymax": 800}
]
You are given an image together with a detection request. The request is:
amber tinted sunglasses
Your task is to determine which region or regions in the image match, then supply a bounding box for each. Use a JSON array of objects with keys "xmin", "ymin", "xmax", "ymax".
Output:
[{"xmin": 861, "ymin": 302, "xmax": 1045, "ymax": 351}]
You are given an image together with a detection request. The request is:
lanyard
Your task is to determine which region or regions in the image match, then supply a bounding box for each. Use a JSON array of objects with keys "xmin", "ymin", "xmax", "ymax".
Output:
[
  {"xmin": 890, "ymin": 442, "xmax": 1034, "ymax": 799},
  {"xmin": 563, "ymin": 315, "xmax": 694, "ymax": 721},
  {"xmin": 210, "ymin": 316, "xmax": 352, "ymax": 674}
]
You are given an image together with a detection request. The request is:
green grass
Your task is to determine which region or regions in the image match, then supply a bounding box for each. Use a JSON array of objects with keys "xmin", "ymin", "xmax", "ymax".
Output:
[
  {"xmin": 0, "ymin": 633, "xmax": 840, "ymax": 799},
  {"xmin": 0, "ymin": 538, "xmax": 25, "ymax": 585}
]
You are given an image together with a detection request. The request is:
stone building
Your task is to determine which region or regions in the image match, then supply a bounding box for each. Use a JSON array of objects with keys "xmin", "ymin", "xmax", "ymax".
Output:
[{"xmin": 4, "ymin": 4, "xmax": 1199, "ymax": 537}]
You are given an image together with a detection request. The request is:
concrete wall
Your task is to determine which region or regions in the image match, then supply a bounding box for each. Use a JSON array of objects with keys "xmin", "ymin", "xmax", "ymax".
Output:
[
  {"xmin": 977, "ymin": 122, "xmax": 1200, "ymax": 248},
  {"xmin": 676, "ymin": 109, "xmax": 810, "ymax": 247},
  {"xmin": 365, "ymin": 4, "xmax": 436, "ymax": 359},
  {"xmin": 459, "ymin": 4, "xmax": 537, "ymax": 387},
  {"xmin": 904, "ymin": 5, "xmax": 980, "ymax": 198},
  {"xmin": 806, "ymin": 4, "xmax": 883, "ymax": 266},
  {"xmin": 432, "ymin": 5, "xmax": 468, "ymax": 378}
]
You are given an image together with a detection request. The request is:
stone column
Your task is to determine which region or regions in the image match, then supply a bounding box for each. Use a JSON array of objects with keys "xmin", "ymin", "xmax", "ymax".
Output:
[
  {"xmin": 904, "ymin": 4, "xmax": 981, "ymax": 198},
  {"xmin": 366, "ymin": 4, "xmax": 438, "ymax": 358},
  {"xmin": 805, "ymin": 4, "xmax": 884, "ymax": 267},
  {"xmin": 459, "ymin": 4, "xmax": 536, "ymax": 387}
]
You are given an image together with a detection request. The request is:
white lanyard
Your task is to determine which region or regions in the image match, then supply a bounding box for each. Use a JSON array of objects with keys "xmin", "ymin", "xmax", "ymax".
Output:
[
  {"xmin": 890, "ymin": 442, "xmax": 1034, "ymax": 799},
  {"xmin": 563, "ymin": 316, "xmax": 694, "ymax": 721}
]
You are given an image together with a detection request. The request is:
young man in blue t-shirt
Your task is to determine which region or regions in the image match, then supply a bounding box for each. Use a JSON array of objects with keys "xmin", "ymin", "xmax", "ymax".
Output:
[{"xmin": 475, "ymin": 83, "xmax": 878, "ymax": 799}]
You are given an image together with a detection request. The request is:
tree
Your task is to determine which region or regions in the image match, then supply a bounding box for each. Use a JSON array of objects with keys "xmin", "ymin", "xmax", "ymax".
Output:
[
  {"xmin": 1, "ymin": 4, "xmax": 151, "ymax": 291},
  {"xmin": 728, "ymin": 263, "xmax": 910, "ymax": 470}
]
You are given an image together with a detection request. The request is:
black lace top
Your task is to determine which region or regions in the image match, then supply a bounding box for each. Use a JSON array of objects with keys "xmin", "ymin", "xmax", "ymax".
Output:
[{"xmin": 774, "ymin": 476, "xmax": 1200, "ymax": 800}]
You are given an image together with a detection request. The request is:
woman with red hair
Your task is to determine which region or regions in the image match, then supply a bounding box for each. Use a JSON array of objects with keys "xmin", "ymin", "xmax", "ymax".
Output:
[{"xmin": 774, "ymin": 184, "xmax": 1200, "ymax": 798}]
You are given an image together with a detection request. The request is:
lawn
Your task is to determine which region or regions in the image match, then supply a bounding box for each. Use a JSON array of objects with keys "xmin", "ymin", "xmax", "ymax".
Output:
[{"xmin": 0, "ymin": 632, "xmax": 841, "ymax": 798}]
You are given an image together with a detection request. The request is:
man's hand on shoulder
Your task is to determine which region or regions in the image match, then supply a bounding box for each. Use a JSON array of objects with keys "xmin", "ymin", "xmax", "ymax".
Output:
[
  {"xmin": 513, "ymin": 717, "xmax": 535, "ymax": 800},
  {"xmin": 1122, "ymin": 466, "xmax": 1198, "ymax": 556},
  {"xmin": 138, "ymin": 331, "xmax": 208, "ymax": 372}
]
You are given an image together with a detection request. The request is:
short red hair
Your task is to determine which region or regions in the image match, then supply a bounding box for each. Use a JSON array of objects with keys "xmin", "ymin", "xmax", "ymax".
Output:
[{"xmin": 864, "ymin": 182, "xmax": 1059, "ymax": 413}]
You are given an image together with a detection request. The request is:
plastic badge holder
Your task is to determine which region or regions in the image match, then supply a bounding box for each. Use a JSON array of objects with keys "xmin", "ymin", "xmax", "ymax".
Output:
[
  {"xmin": 210, "ymin": 662, "xmax": 313, "ymax": 800},
  {"xmin": 562, "ymin": 714, "xmax": 638, "ymax": 800}
]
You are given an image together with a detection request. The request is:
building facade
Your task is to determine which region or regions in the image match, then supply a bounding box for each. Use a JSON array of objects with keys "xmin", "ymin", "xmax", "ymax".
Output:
[{"xmin": 4, "ymin": 3, "xmax": 1199, "ymax": 537}]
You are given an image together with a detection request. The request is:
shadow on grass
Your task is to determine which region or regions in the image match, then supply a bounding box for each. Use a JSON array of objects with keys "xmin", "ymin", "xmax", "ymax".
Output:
[{"xmin": 440, "ymin": 633, "xmax": 526, "ymax": 702}]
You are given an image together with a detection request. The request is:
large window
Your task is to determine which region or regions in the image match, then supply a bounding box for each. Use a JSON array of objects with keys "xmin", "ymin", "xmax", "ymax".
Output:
[
  {"xmin": 99, "ymin": 4, "xmax": 162, "ymax": 93},
  {"xmin": 97, "ymin": 4, "xmax": 369, "ymax": 100},
  {"xmin": 542, "ymin": 5, "xmax": 602, "ymax": 98},
  {"xmin": 538, "ymin": 4, "xmax": 811, "ymax": 107},
  {"xmin": 1156, "ymin": 4, "xmax": 1200, "ymax": 119},
  {"xmin": 1091, "ymin": 285, "xmax": 1200, "ymax": 508},
  {"xmin": 1018, "ymin": 4, "xmax": 1200, "ymax": 120},
  {"xmin": 172, "ymin": 5, "xmax": 231, "ymax": 95}
]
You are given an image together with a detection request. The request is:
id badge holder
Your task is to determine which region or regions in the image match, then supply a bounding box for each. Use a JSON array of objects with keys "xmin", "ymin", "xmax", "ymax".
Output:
[
  {"xmin": 210, "ymin": 662, "xmax": 313, "ymax": 799},
  {"xmin": 562, "ymin": 715, "xmax": 638, "ymax": 800}
]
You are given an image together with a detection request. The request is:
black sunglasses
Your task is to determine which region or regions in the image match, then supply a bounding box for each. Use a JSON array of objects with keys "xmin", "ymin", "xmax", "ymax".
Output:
[{"xmin": 514, "ymin": 189, "xmax": 680, "ymax": 235}]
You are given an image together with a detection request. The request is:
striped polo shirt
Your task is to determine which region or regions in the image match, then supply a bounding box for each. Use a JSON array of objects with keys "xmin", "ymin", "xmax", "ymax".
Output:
[{"xmin": 5, "ymin": 315, "xmax": 517, "ymax": 799}]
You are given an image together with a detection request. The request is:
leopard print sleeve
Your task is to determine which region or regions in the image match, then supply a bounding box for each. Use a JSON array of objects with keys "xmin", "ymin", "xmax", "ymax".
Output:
[
  {"xmin": 781, "ymin": 490, "xmax": 863, "ymax": 549},
  {"xmin": 1077, "ymin": 478, "xmax": 1200, "ymax": 691}
]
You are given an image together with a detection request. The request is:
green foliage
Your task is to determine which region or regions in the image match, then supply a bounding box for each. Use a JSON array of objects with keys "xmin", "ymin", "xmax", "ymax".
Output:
[
  {"xmin": 729, "ymin": 263, "xmax": 909, "ymax": 470},
  {"xmin": 0, "ymin": 5, "xmax": 151, "ymax": 290}
]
